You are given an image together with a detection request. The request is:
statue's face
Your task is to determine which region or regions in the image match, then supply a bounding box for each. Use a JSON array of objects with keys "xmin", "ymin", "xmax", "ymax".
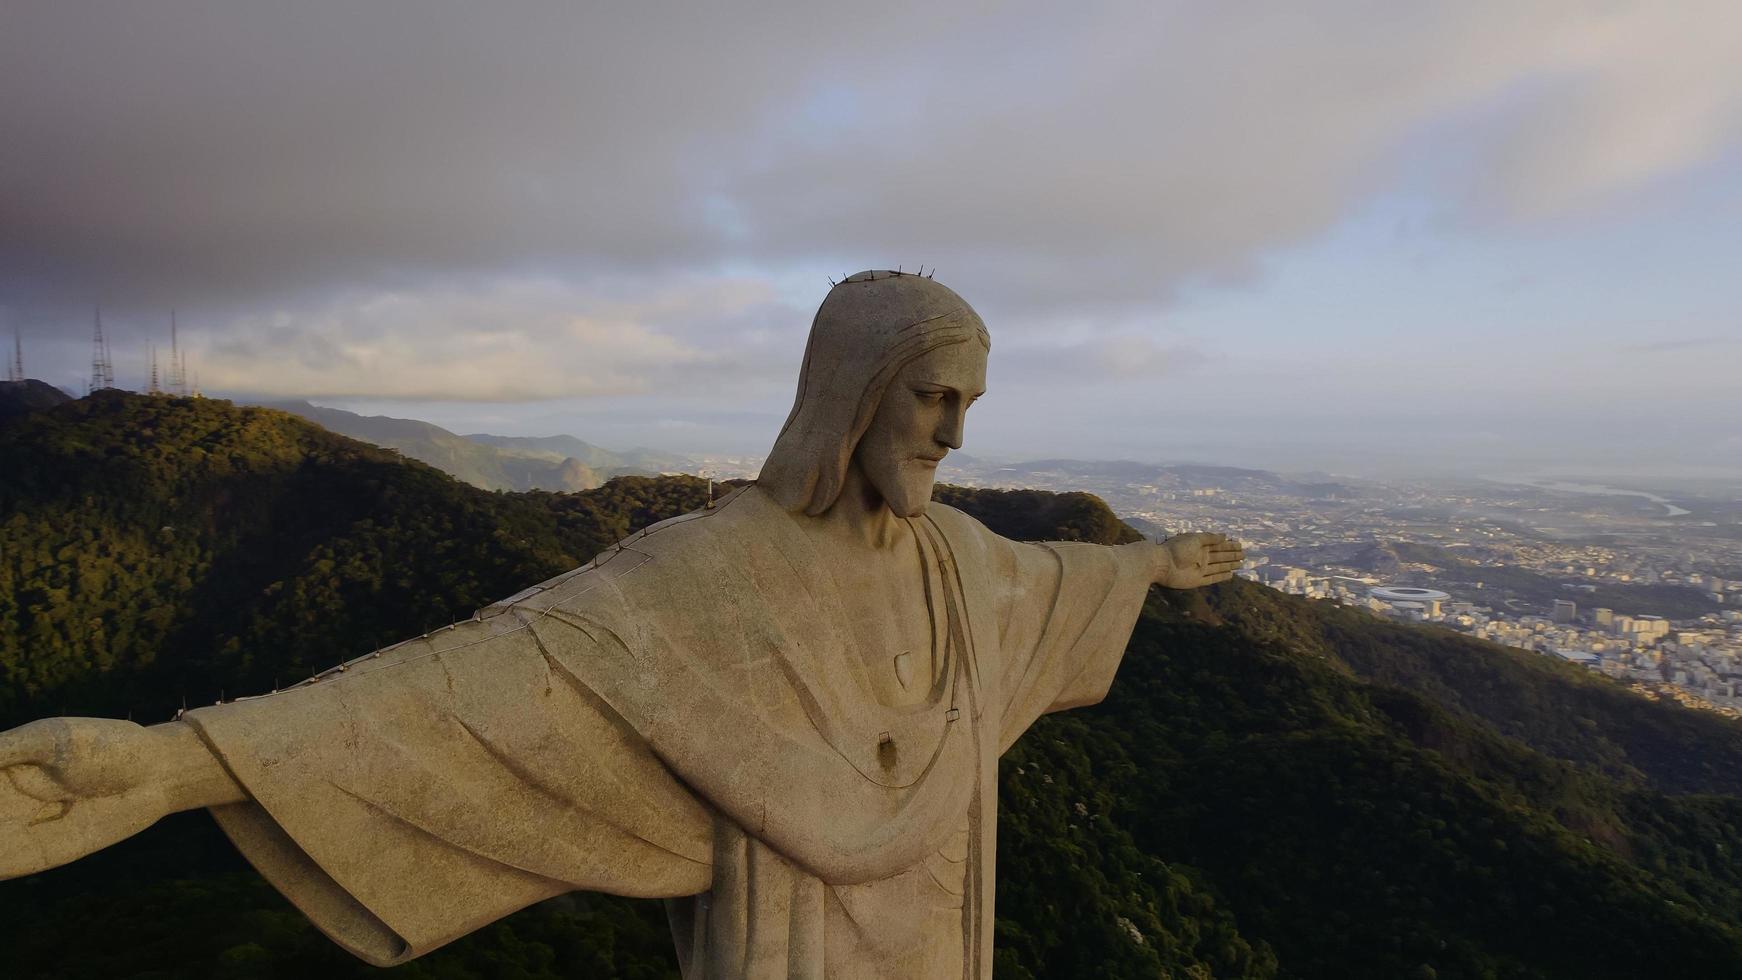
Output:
[{"xmin": 854, "ymin": 339, "xmax": 988, "ymax": 518}]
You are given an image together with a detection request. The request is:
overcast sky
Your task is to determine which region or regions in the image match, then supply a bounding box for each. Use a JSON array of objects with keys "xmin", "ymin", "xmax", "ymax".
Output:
[{"xmin": 5, "ymin": 1, "xmax": 1740, "ymax": 478}]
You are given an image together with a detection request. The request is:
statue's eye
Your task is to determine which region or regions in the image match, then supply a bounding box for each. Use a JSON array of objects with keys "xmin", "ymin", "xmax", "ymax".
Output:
[{"xmin": 913, "ymin": 389, "xmax": 946, "ymax": 404}]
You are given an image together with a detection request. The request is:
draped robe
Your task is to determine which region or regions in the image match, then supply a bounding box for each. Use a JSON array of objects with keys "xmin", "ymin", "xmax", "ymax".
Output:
[{"xmin": 183, "ymin": 485, "xmax": 1156, "ymax": 978}]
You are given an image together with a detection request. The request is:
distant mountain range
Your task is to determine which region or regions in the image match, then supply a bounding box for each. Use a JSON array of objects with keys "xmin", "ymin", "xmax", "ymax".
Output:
[
  {"xmin": 961, "ymin": 457, "xmax": 1361, "ymax": 498},
  {"xmin": 260, "ymin": 400, "xmax": 692, "ymax": 492}
]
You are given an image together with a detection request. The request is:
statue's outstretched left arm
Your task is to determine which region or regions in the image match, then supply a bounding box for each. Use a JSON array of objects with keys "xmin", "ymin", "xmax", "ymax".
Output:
[
  {"xmin": 1147, "ymin": 532, "xmax": 1244, "ymax": 589},
  {"xmin": 976, "ymin": 525, "xmax": 1243, "ymax": 752}
]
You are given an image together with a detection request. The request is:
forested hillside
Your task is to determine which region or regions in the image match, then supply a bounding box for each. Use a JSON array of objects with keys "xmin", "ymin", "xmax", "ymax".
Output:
[
  {"xmin": 0, "ymin": 379, "xmax": 73, "ymax": 417},
  {"xmin": 5, "ymin": 393, "xmax": 1742, "ymax": 978},
  {"xmin": 0, "ymin": 392, "xmax": 710, "ymax": 729}
]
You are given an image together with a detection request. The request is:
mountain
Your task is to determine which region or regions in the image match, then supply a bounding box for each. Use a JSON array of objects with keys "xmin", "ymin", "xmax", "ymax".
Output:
[
  {"xmin": 5, "ymin": 392, "xmax": 1742, "ymax": 977},
  {"xmin": 0, "ymin": 379, "xmax": 74, "ymax": 417},
  {"xmin": 261, "ymin": 400, "xmax": 688, "ymax": 492},
  {"xmin": 0, "ymin": 392, "xmax": 686, "ymax": 727},
  {"xmin": 960, "ymin": 457, "xmax": 1362, "ymax": 499},
  {"xmin": 464, "ymin": 431, "xmax": 688, "ymax": 476}
]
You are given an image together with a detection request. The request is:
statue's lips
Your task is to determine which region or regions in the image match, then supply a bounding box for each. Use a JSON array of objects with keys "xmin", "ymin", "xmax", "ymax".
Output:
[{"xmin": 913, "ymin": 455, "xmax": 945, "ymax": 468}]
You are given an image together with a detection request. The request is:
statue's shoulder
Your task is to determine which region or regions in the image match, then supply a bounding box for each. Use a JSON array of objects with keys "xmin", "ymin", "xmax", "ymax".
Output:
[
  {"xmin": 490, "ymin": 486, "xmax": 778, "ymax": 616},
  {"xmin": 922, "ymin": 499, "xmax": 1007, "ymax": 552},
  {"xmin": 621, "ymin": 484, "xmax": 773, "ymax": 553}
]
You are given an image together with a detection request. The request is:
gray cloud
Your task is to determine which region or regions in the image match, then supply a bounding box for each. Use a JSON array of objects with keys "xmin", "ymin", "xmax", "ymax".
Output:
[
  {"xmin": 4, "ymin": 1, "xmax": 1740, "ymax": 473},
  {"xmin": 995, "ymin": 336, "xmax": 1210, "ymax": 385}
]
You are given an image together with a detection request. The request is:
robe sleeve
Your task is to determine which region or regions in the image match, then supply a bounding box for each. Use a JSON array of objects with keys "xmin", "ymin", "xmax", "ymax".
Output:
[
  {"xmin": 988, "ymin": 538, "xmax": 1157, "ymax": 754},
  {"xmin": 182, "ymin": 607, "xmax": 715, "ymax": 967}
]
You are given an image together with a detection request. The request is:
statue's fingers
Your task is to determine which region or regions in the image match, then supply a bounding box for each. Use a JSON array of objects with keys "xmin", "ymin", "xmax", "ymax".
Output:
[
  {"xmin": 0, "ymin": 811, "xmax": 94, "ymax": 881},
  {"xmin": 0, "ymin": 826, "xmax": 57, "ymax": 880},
  {"xmin": 4, "ymin": 763, "xmax": 68, "ymax": 803},
  {"xmin": 4, "ymin": 789, "xmax": 157, "ymax": 880},
  {"xmin": 27, "ymin": 798, "xmax": 72, "ymax": 826},
  {"xmin": 0, "ymin": 782, "xmax": 42, "ymax": 824},
  {"xmin": 0, "ymin": 722, "xmax": 64, "ymax": 770}
]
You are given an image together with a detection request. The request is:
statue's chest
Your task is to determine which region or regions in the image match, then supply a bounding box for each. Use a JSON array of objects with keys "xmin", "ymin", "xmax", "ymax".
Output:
[{"xmin": 835, "ymin": 555, "xmax": 941, "ymax": 707}]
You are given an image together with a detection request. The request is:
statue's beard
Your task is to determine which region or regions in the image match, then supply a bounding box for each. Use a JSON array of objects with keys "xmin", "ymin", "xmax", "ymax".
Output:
[{"xmin": 875, "ymin": 461, "xmax": 936, "ymax": 518}]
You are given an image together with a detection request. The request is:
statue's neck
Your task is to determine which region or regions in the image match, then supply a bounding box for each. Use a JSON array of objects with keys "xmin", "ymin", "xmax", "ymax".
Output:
[{"xmin": 820, "ymin": 462, "xmax": 910, "ymax": 551}]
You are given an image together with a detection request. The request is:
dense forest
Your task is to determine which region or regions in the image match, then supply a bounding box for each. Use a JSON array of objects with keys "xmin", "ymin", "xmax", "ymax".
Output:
[{"xmin": 5, "ymin": 392, "xmax": 1742, "ymax": 978}]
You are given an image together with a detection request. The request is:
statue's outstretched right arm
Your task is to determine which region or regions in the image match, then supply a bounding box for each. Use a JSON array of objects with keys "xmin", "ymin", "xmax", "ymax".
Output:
[
  {"xmin": 0, "ymin": 717, "xmax": 243, "ymax": 879},
  {"xmin": 0, "ymin": 583, "xmax": 717, "ymax": 965}
]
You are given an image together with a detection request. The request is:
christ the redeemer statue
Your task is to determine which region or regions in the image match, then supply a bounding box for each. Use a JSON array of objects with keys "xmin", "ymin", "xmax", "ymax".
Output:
[{"xmin": 0, "ymin": 270, "xmax": 1242, "ymax": 979}]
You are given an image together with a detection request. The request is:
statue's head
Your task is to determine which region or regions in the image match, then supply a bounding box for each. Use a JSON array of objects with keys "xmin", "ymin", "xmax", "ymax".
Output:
[{"xmin": 760, "ymin": 270, "xmax": 989, "ymax": 518}]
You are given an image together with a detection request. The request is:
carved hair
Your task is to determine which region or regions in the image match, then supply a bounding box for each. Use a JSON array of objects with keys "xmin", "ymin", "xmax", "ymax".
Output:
[{"xmin": 760, "ymin": 271, "xmax": 990, "ymax": 515}]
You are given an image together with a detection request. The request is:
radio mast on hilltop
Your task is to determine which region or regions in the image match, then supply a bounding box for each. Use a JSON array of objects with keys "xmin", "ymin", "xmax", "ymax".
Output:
[
  {"xmin": 6, "ymin": 328, "xmax": 21, "ymax": 383},
  {"xmin": 90, "ymin": 308, "xmax": 115, "ymax": 392},
  {"xmin": 148, "ymin": 341, "xmax": 161, "ymax": 394},
  {"xmin": 167, "ymin": 310, "xmax": 190, "ymax": 396}
]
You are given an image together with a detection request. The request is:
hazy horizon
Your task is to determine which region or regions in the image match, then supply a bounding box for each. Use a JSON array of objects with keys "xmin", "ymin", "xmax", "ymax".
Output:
[
  {"xmin": 28, "ymin": 386, "xmax": 1708, "ymax": 489},
  {"xmin": 19, "ymin": 374, "xmax": 1742, "ymax": 487},
  {"xmin": 6, "ymin": 3, "xmax": 1740, "ymax": 481}
]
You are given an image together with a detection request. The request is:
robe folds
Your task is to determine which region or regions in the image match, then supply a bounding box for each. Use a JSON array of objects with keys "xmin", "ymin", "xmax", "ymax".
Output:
[{"xmin": 183, "ymin": 485, "xmax": 1157, "ymax": 979}]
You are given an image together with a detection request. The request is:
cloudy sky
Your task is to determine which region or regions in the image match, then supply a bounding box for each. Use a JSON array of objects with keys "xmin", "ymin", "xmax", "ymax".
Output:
[{"xmin": 5, "ymin": 1, "xmax": 1740, "ymax": 477}]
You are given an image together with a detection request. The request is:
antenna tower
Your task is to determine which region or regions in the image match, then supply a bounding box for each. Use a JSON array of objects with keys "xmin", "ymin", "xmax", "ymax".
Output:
[
  {"xmin": 168, "ymin": 311, "xmax": 191, "ymax": 396},
  {"xmin": 7, "ymin": 328, "xmax": 20, "ymax": 383},
  {"xmin": 148, "ymin": 341, "xmax": 161, "ymax": 394},
  {"xmin": 90, "ymin": 308, "xmax": 116, "ymax": 392}
]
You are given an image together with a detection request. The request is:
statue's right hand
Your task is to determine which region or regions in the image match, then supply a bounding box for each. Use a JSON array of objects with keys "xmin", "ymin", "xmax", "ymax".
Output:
[{"xmin": 0, "ymin": 718, "xmax": 172, "ymax": 879}]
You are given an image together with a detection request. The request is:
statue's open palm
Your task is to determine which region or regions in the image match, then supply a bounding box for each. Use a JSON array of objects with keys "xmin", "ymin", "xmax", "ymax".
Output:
[
  {"xmin": 0, "ymin": 718, "xmax": 170, "ymax": 879},
  {"xmin": 1157, "ymin": 532, "xmax": 1244, "ymax": 589}
]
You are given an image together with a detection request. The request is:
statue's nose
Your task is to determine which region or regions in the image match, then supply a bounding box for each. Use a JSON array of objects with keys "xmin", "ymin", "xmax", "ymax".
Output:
[{"xmin": 936, "ymin": 407, "xmax": 965, "ymax": 450}]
